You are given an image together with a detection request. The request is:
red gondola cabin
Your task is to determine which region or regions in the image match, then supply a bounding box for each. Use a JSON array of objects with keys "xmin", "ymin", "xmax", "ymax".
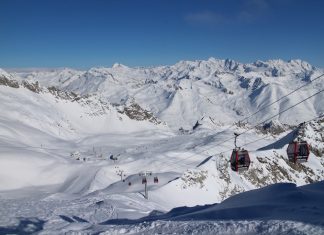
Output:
[
  {"xmin": 230, "ymin": 149, "xmax": 250, "ymax": 172},
  {"xmin": 286, "ymin": 141, "xmax": 310, "ymax": 163}
]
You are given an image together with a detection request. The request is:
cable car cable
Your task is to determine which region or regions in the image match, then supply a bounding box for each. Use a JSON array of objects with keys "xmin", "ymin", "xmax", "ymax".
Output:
[
  {"xmin": 164, "ymin": 113, "xmax": 324, "ymax": 172},
  {"xmin": 154, "ymin": 90, "xmax": 324, "ymax": 172},
  {"xmin": 194, "ymin": 73, "xmax": 324, "ymax": 149}
]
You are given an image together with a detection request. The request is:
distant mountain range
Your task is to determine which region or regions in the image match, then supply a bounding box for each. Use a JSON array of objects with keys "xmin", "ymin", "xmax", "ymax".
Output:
[{"xmin": 2, "ymin": 58, "xmax": 323, "ymax": 131}]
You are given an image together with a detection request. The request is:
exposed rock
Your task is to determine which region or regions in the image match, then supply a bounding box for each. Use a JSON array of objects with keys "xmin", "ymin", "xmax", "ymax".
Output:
[
  {"xmin": 252, "ymin": 77, "xmax": 264, "ymax": 91},
  {"xmin": 256, "ymin": 120, "xmax": 290, "ymax": 135},
  {"xmin": 295, "ymin": 119, "xmax": 324, "ymax": 157},
  {"xmin": 120, "ymin": 102, "xmax": 161, "ymax": 124},
  {"xmin": 180, "ymin": 169, "xmax": 208, "ymax": 189},
  {"xmin": 22, "ymin": 81, "xmax": 41, "ymax": 93},
  {"xmin": 0, "ymin": 75, "xmax": 19, "ymax": 88},
  {"xmin": 243, "ymin": 151, "xmax": 324, "ymax": 188},
  {"xmin": 192, "ymin": 121, "xmax": 201, "ymax": 130},
  {"xmin": 238, "ymin": 76, "xmax": 250, "ymax": 89},
  {"xmin": 48, "ymin": 86, "xmax": 81, "ymax": 101}
]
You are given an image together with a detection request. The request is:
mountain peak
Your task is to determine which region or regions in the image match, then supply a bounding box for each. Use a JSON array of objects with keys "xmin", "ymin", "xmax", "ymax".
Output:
[
  {"xmin": 112, "ymin": 63, "xmax": 129, "ymax": 69},
  {"xmin": 0, "ymin": 68, "xmax": 11, "ymax": 77}
]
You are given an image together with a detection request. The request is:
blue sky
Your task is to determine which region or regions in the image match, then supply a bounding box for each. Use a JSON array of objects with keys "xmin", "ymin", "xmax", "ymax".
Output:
[{"xmin": 1, "ymin": 0, "xmax": 324, "ymax": 68}]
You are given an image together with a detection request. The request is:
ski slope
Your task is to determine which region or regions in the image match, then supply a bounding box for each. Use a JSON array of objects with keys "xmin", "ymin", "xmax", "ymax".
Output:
[{"xmin": 0, "ymin": 58, "xmax": 324, "ymax": 234}]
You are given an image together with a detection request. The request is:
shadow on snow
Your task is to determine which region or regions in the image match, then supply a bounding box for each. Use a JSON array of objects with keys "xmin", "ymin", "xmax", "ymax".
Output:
[{"xmin": 0, "ymin": 217, "xmax": 46, "ymax": 235}]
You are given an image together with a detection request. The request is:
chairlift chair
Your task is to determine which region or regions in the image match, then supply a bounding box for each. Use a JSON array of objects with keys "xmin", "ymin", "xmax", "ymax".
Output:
[
  {"xmin": 286, "ymin": 141, "xmax": 310, "ymax": 163},
  {"xmin": 142, "ymin": 177, "xmax": 147, "ymax": 184},
  {"xmin": 154, "ymin": 176, "xmax": 159, "ymax": 183}
]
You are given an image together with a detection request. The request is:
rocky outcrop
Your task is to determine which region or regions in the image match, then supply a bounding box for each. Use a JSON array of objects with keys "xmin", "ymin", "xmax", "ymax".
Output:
[
  {"xmin": 119, "ymin": 102, "xmax": 161, "ymax": 124},
  {"xmin": 22, "ymin": 81, "xmax": 41, "ymax": 93},
  {"xmin": 48, "ymin": 86, "xmax": 82, "ymax": 101},
  {"xmin": 0, "ymin": 75, "xmax": 19, "ymax": 88}
]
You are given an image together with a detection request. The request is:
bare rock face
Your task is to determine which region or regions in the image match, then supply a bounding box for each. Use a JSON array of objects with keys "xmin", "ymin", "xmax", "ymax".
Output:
[
  {"xmin": 0, "ymin": 75, "xmax": 19, "ymax": 88},
  {"xmin": 22, "ymin": 81, "xmax": 41, "ymax": 93},
  {"xmin": 180, "ymin": 169, "xmax": 208, "ymax": 189},
  {"xmin": 297, "ymin": 118, "xmax": 324, "ymax": 157},
  {"xmin": 120, "ymin": 102, "xmax": 161, "ymax": 124},
  {"xmin": 47, "ymin": 86, "xmax": 82, "ymax": 101},
  {"xmin": 256, "ymin": 120, "xmax": 290, "ymax": 135}
]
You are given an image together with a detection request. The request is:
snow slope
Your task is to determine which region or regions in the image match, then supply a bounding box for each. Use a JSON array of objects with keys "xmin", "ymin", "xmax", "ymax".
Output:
[
  {"xmin": 1, "ymin": 181, "xmax": 323, "ymax": 234},
  {"xmin": 0, "ymin": 58, "xmax": 324, "ymax": 234},
  {"xmin": 95, "ymin": 181, "xmax": 324, "ymax": 235}
]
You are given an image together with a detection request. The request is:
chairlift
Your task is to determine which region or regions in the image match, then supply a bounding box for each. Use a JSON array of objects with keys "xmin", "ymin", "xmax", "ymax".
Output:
[
  {"xmin": 286, "ymin": 141, "xmax": 310, "ymax": 163},
  {"xmin": 154, "ymin": 176, "xmax": 159, "ymax": 183},
  {"xmin": 230, "ymin": 133, "xmax": 251, "ymax": 172},
  {"xmin": 142, "ymin": 177, "xmax": 147, "ymax": 184}
]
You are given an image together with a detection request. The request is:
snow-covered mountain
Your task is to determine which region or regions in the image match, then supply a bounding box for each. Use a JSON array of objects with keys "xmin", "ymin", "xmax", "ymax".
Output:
[
  {"xmin": 0, "ymin": 58, "xmax": 323, "ymax": 233},
  {"xmin": 8, "ymin": 58, "xmax": 324, "ymax": 130}
]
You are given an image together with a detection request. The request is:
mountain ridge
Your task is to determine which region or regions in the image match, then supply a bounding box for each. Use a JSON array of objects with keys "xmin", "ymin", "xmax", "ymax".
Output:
[{"xmin": 3, "ymin": 57, "xmax": 323, "ymax": 130}]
